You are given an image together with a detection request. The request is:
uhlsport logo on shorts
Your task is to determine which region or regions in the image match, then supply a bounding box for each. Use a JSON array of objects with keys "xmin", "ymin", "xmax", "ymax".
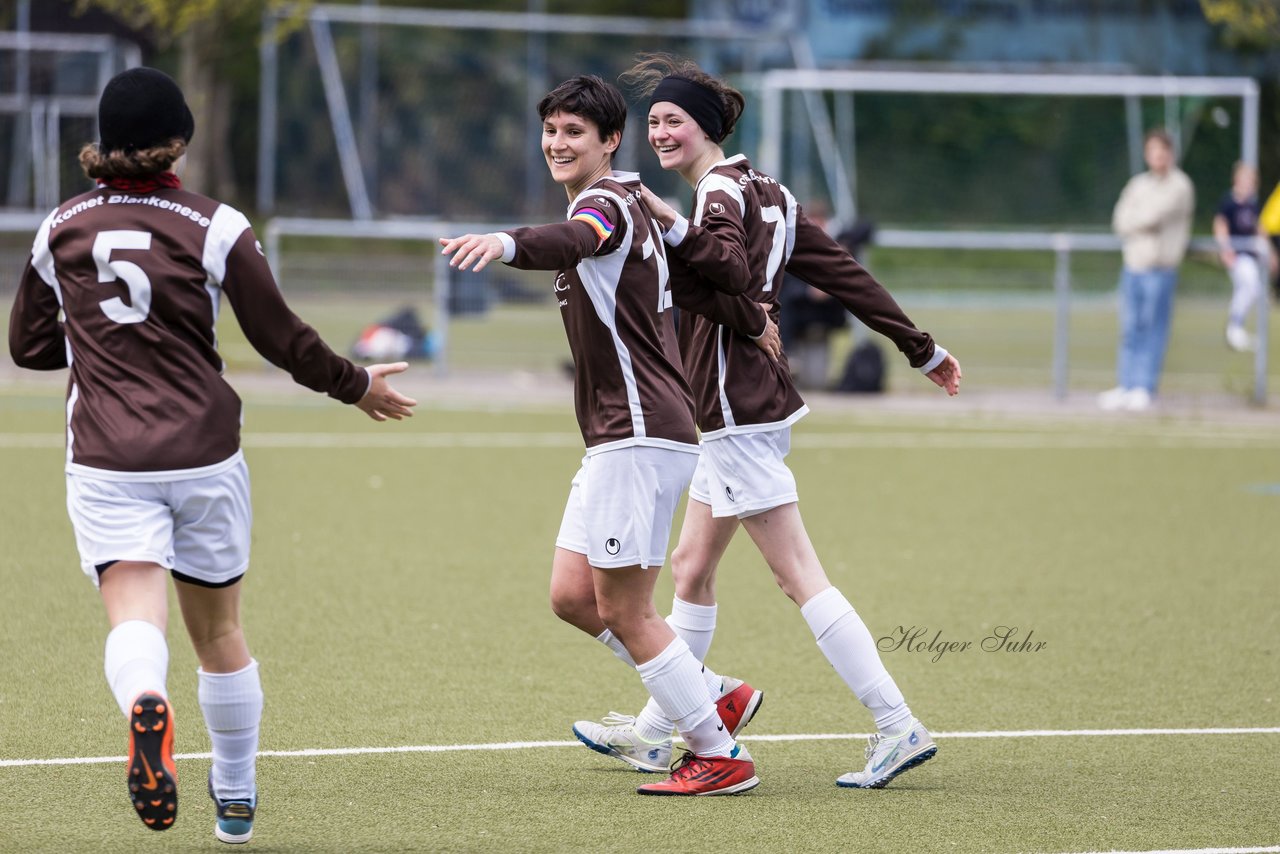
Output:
[
  {"xmin": 725, "ymin": 485, "xmax": 735, "ymax": 502},
  {"xmin": 605, "ymin": 538, "xmax": 621, "ymax": 556}
]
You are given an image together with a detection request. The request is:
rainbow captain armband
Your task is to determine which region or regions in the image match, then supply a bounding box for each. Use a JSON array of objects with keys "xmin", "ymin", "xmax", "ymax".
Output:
[{"xmin": 572, "ymin": 207, "xmax": 615, "ymax": 245}]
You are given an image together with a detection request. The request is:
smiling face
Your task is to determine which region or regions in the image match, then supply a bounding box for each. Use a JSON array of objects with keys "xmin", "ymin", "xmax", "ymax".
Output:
[
  {"xmin": 542, "ymin": 110, "xmax": 618, "ymax": 197},
  {"xmin": 648, "ymin": 101, "xmax": 717, "ymax": 180}
]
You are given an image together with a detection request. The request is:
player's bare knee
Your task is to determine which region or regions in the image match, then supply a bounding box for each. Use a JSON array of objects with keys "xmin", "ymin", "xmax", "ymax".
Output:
[
  {"xmin": 595, "ymin": 600, "xmax": 656, "ymax": 639},
  {"xmin": 670, "ymin": 546, "xmax": 715, "ymax": 601},
  {"xmin": 549, "ymin": 586, "xmax": 595, "ymax": 631}
]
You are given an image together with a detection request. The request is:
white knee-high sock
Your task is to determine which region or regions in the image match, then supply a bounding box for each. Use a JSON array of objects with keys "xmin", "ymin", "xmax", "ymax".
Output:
[
  {"xmin": 801, "ymin": 586, "xmax": 913, "ymax": 735},
  {"xmin": 595, "ymin": 628, "xmax": 637, "ymax": 668},
  {"xmin": 199, "ymin": 660, "xmax": 264, "ymax": 801},
  {"xmin": 636, "ymin": 638, "xmax": 733, "ymax": 757},
  {"xmin": 634, "ymin": 598, "xmax": 722, "ymax": 742},
  {"xmin": 668, "ymin": 597, "xmax": 717, "ymax": 660},
  {"xmin": 104, "ymin": 620, "xmax": 169, "ymax": 717}
]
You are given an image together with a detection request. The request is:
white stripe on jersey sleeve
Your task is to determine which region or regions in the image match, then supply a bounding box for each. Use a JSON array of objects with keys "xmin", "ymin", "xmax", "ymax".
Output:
[
  {"xmin": 30, "ymin": 208, "xmax": 61, "ymax": 288},
  {"xmin": 694, "ymin": 174, "xmax": 745, "ymax": 226},
  {"xmin": 570, "ymin": 188, "xmax": 648, "ymax": 440},
  {"xmin": 31, "ymin": 208, "xmax": 72, "ymax": 366},
  {"xmin": 202, "ymin": 204, "xmax": 252, "ymax": 285}
]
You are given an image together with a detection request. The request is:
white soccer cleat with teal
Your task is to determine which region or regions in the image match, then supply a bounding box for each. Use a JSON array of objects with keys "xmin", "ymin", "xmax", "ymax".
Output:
[
  {"xmin": 836, "ymin": 718, "xmax": 937, "ymax": 789},
  {"xmin": 572, "ymin": 712, "xmax": 672, "ymax": 773}
]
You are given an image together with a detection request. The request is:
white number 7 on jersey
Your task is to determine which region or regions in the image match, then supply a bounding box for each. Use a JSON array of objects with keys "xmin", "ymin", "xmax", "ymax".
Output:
[
  {"xmin": 760, "ymin": 205, "xmax": 786, "ymax": 292},
  {"xmin": 93, "ymin": 230, "xmax": 153, "ymax": 324}
]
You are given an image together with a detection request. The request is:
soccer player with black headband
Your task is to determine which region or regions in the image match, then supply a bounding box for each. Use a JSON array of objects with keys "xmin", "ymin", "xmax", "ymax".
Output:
[
  {"xmin": 570, "ymin": 54, "xmax": 962, "ymax": 790},
  {"xmin": 440, "ymin": 74, "xmax": 790, "ymax": 796}
]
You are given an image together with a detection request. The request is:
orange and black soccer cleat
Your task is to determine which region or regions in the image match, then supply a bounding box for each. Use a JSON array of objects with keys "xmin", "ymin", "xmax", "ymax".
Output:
[
  {"xmin": 127, "ymin": 692, "xmax": 177, "ymax": 830},
  {"xmin": 715, "ymin": 676, "xmax": 763, "ymax": 738},
  {"xmin": 636, "ymin": 745, "xmax": 759, "ymax": 796}
]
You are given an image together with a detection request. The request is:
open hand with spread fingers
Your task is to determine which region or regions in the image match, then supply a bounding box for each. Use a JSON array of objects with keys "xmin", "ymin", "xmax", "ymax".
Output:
[
  {"xmin": 439, "ymin": 234, "xmax": 505, "ymax": 272},
  {"xmin": 356, "ymin": 362, "xmax": 418, "ymax": 421}
]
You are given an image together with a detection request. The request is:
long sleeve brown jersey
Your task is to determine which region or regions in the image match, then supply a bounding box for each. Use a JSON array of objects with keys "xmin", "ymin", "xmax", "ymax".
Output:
[
  {"xmin": 498, "ymin": 171, "xmax": 766, "ymax": 454},
  {"xmin": 9, "ymin": 185, "xmax": 369, "ymax": 479},
  {"xmin": 667, "ymin": 155, "xmax": 939, "ymax": 438}
]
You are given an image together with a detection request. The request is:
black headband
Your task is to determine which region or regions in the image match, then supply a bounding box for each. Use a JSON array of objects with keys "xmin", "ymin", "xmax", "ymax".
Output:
[{"xmin": 650, "ymin": 76, "xmax": 725, "ymax": 143}]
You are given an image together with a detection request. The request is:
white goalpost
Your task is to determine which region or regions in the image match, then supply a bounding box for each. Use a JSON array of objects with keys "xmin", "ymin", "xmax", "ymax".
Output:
[{"xmin": 758, "ymin": 69, "xmax": 1266, "ymax": 404}]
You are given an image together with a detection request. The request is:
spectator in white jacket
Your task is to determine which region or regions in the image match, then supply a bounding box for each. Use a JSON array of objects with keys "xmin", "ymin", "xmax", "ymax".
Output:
[{"xmin": 1100, "ymin": 129, "xmax": 1194, "ymax": 412}]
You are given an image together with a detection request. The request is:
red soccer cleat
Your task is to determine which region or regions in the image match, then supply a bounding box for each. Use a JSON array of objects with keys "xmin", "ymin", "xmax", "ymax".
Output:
[
  {"xmin": 636, "ymin": 745, "xmax": 759, "ymax": 796},
  {"xmin": 715, "ymin": 677, "xmax": 763, "ymax": 737},
  {"xmin": 127, "ymin": 692, "xmax": 178, "ymax": 831}
]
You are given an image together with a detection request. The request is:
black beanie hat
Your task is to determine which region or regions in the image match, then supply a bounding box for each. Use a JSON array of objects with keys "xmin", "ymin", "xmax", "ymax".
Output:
[{"xmin": 98, "ymin": 67, "xmax": 195, "ymax": 154}]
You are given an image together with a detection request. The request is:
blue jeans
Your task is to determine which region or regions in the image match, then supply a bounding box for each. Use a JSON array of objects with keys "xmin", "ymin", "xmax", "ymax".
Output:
[{"xmin": 1116, "ymin": 267, "xmax": 1177, "ymax": 393}]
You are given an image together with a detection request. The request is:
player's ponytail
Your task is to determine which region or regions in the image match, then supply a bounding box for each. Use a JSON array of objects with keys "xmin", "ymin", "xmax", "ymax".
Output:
[
  {"xmin": 621, "ymin": 53, "xmax": 745, "ymax": 142},
  {"xmin": 79, "ymin": 138, "xmax": 187, "ymax": 181}
]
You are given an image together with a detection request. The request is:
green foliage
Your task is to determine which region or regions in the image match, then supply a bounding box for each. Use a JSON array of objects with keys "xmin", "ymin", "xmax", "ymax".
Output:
[
  {"xmin": 74, "ymin": 0, "xmax": 311, "ymax": 45},
  {"xmin": 1200, "ymin": 0, "xmax": 1280, "ymax": 49}
]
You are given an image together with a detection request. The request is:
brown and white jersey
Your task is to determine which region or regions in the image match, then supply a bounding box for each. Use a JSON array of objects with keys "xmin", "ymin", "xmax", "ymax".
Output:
[
  {"xmin": 665, "ymin": 155, "xmax": 942, "ymax": 438},
  {"xmin": 497, "ymin": 171, "xmax": 712, "ymax": 454},
  {"xmin": 9, "ymin": 184, "xmax": 369, "ymax": 480}
]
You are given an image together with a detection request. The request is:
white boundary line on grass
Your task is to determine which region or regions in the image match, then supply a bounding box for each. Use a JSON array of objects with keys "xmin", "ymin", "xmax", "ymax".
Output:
[
  {"xmin": 3, "ymin": 726, "xmax": 1277, "ymax": 769},
  {"xmin": 1092, "ymin": 849, "xmax": 1280, "ymax": 854}
]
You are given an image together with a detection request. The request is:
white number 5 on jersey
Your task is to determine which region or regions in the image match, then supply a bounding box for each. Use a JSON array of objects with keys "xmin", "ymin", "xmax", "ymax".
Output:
[{"xmin": 93, "ymin": 230, "xmax": 153, "ymax": 324}]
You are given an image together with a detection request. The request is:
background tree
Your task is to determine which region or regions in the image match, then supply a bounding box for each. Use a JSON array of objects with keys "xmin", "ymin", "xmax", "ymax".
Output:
[
  {"xmin": 1200, "ymin": 0, "xmax": 1280, "ymax": 49},
  {"xmin": 76, "ymin": 0, "xmax": 310, "ymax": 204},
  {"xmin": 1200, "ymin": 0, "xmax": 1280, "ymax": 190}
]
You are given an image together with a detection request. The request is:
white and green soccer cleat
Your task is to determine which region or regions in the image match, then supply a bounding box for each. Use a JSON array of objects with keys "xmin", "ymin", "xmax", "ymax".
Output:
[
  {"xmin": 836, "ymin": 718, "xmax": 937, "ymax": 789},
  {"xmin": 572, "ymin": 712, "xmax": 672, "ymax": 773}
]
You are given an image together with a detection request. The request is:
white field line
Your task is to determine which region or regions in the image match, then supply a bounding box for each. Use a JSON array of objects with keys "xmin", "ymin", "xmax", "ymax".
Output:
[
  {"xmin": 1058, "ymin": 848, "xmax": 1280, "ymax": 854},
  {"xmin": 2, "ymin": 430, "xmax": 1280, "ymax": 450},
  {"xmin": 3, "ymin": 726, "xmax": 1277, "ymax": 769}
]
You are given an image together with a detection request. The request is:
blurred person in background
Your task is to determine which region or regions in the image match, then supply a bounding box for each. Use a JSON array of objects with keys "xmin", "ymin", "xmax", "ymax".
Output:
[
  {"xmin": 8, "ymin": 67, "xmax": 416, "ymax": 843},
  {"xmin": 566, "ymin": 53, "xmax": 960, "ymax": 793},
  {"xmin": 1101, "ymin": 129, "xmax": 1194, "ymax": 412},
  {"xmin": 777, "ymin": 200, "xmax": 854, "ymax": 389},
  {"xmin": 1214, "ymin": 162, "xmax": 1267, "ymax": 353}
]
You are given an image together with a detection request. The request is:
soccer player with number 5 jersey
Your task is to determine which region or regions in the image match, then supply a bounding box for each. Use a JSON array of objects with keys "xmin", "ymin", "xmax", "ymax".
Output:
[
  {"xmin": 571, "ymin": 55, "xmax": 963, "ymax": 790},
  {"xmin": 8, "ymin": 67, "xmax": 416, "ymax": 841}
]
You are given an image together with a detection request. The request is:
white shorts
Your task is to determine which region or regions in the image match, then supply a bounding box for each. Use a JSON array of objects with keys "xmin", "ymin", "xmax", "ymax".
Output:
[
  {"xmin": 555, "ymin": 445, "xmax": 698, "ymax": 569},
  {"xmin": 688, "ymin": 427, "xmax": 799, "ymax": 518},
  {"xmin": 66, "ymin": 459, "xmax": 252, "ymax": 588}
]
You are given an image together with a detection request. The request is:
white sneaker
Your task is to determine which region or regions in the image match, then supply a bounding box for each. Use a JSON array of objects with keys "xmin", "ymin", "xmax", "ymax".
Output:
[
  {"xmin": 836, "ymin": 718, "xmax": 937, "ymax": 789},
  {"xmin": 1097, "ymin": 386, "xmax": 1130, "ymax": 410},
  {"xmin": 572, "ymin": 712, "xmax": 672, "ymax": 773},
  {"xmin": 1226, "ymin": 325, "xmax": 1255, "ymax": 352},
  {"xmin": 1123, "ymin": 388, "xmax": 1152, "ymax": 411}
]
